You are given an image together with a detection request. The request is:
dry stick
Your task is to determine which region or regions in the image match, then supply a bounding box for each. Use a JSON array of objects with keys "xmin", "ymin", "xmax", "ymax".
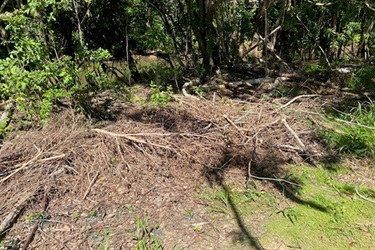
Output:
[
  {"xmin": 277, "ymin": 144, "xmax": 304, "ymax": 152},
  {"xmin": 276, "ymin": 94, "xmax": 320, "ymax": 112},
  {"xmin": 223, "ymin": 115, "xmax": 244, "ymax": 135},
  {"xmin": 0, "ymin": 193, "xmax": 34, "ymax": 235},
  {"xmin": 308, "ymin": 116, "xmax": 346, "ymax": 135},
  {"xmin": 334, "ymin": 118, "xmax": 375, "ymax": 130},
  {"xmin": 0, "ymin": 149, "xmax": 42, "ymax": 183},
  {"xmin": 82, "ymin": 171, "xmax": 99, "ymax": 200},
  {"xmin": 36, "ymin": 154, "xmax": 65, "ymax": 163},
  {"xmin": 92, "ymin": 128, "xmax": 172, "ymax": 151},
  {"xmin": 281, "ymin": 118, "xmax": 306, "ymax": 151},
  {"xmin": 248, "ymin": 161, "xmax": 300, "ymax": 186},
  {"xmin": 355, "ymin": 186, "xmax": 375, "ymax": 203},
  {"xmin": 0, "ymin": 153, "xmax": 65, "ymax": 182}
]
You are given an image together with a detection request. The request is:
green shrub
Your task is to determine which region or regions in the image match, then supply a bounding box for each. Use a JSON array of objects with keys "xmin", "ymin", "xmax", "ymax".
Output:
[
  {"xmin": 347, "ymin": 66, "xmax": 375, "ymax": 93},
  {"xmin": 0, "ymin": 1, "xmax": 115, "ymax": 124},
  {"xmin": 149, "ymin": 82, "xmax": 173, "ymax": 106}
]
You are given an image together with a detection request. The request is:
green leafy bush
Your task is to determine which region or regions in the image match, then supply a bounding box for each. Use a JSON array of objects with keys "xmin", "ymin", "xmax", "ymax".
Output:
[
  {"xmin": 149, "ymin": 81, "xmax": 173, "ymax": 106},
  {"xmin": 0, "ymin": 1, "xmax": 78, "ymax": 120},
  {"xmin": 0, "ymin": 1, "xmax": 115, "ymax": 124},
  {"xmin": 347, "ymin": 66, "xmax": 375, "ymax": 94}
]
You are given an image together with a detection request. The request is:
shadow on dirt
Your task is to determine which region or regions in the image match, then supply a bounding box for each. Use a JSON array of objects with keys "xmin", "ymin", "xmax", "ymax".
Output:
[
  {"xmin": 121, "ymin": 106, "xmax": 212, "ymax": 133},
  {"xmin": 202, "ymin": 153, "xmax": 264, "ymax": 250},
  {"xmin": 202, "ymin": 145, "xmax": 329, "ymax": 248}
]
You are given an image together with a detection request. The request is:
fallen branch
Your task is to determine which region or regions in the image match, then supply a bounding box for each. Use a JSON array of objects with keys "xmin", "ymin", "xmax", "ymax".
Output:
[
  {"xmin": 0, "ymin": 193, "xmax": 34, "ymax": 236},
  {"xmin": 277, "ymin": 144, "xmax": 304, "ymax": 152},
  {"xmin": 223, "ymin": 115, "xmax": 244, "ymax": 135},
  {"xmin": 355, "ymin": 186, "xmax": 375, "ymax": 204},
  {"xmin": 36, "ymin": 153, "xmax": 65, "ymax": 163},
  {"xmin": 83, "ymin": 171, "xmax": 99, "ymax": 200},
  {"xmin": 92, "ymin": 128, "xmax": 172, "ymax": 150},
  {"xmin": 281, "ymin": 118, "xmax": 306, "ymax": 151},
  {"xmin": 0, "ymin": 153, "xmax": 64, "ymax": 183},
  {"xmin": 0, "ymin": 148, "xmax": 42, "ymax": 183},
  {"xmin": 334, "ymin": 118, "xmax": 375, "ymax": 131},
  {"xmin": 276, "ymin": 95, "xmax": 320, "ymax": 112},
  {"xmin": 248, "ymin": 161, "xmax": 300, "ymax": 186},
  {"xmin": 308, "ymin": 116, "xmax": 346, "ymax": 135}
]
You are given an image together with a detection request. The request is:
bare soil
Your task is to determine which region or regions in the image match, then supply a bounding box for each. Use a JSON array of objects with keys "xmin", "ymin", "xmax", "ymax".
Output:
[{"xmin": 0, "ymin": 82, "xmax": 373, "ymax": 249}]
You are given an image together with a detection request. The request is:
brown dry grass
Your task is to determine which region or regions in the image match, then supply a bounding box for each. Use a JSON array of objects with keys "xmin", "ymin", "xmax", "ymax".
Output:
[{"xmin": 0, "ymin": 93, "xmax": 327, "ymax": 249}]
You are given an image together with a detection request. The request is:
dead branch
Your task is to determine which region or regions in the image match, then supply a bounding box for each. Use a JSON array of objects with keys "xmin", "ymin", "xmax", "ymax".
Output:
[
  {"xmin": 365, "ymin": 2, "xmax": 375, "ymax": 11},
  {"xmin": 0, "ymin": 148, "xmax": 42, "ymax": 183},
  {"xmin": 355, "ymin": 186, "xmax": 375, "ymax": 203},
  {"xmin": 276, "ymin": 95, "xmax": 320, "ymax": 112},
  {"xmin": 334, "ymin": 118, "xmax": 375, "ymax": 131},
  {"xmin": 248, "ymin": 77, "xmax": 274, "ymax": 85},
  {"xmin": 277, "ymin": 144, "xmax": 304, "ymax": 152},
  {"xmin": 248, "ymin": 161, "xmax": 300, "ymax": 186},
  {"xmin": 308, "ymin": 116, "xmax": 346, "ymax": 134},
  {"xmin": 0, "ymin": 193, "xmax": 34, "ymax": 236},
  {"xmin": 281, "ymin": 118, "xmax": 306, "ymax": 151},
  {"xmin": 92, "ymin": 128, "xmax": 172, "ymax": 150},
  {"xmin": 223, "ymin": 115, "xmax": 244, "ymax": 135},
  {"xmin": 0, "ymin": 153, "xmax": 64, "ymax": 183},
  {"xmin": 83, "ymin": 171, "xmax": 99, "ymax": 200}
]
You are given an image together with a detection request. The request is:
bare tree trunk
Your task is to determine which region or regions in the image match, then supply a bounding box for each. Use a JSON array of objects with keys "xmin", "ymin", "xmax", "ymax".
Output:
[
  {"xmin": 72, "ymin": 0, "xmax": 84, "ymax": 48},
  {"xmin": 186, "ymin": 0, "xmax": 223, "ymax": 80}
]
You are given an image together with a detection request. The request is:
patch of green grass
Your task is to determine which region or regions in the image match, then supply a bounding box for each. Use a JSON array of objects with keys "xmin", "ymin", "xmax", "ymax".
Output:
[
  {"xmin": 320, "ymin": 101, "xmax": 375, "ymax": 157},
  {"xmin": 199, "ymin": 185, "xmax": 231, "ymax": 214},
  {"xmin": 200, "ymin": 183, "xmax": 279, "ymax": 217},
  {"xmin": 130, "ymin": 214, "xmax": 163, "ymax": 250},
  {"xmin": 200, "ymin": 164, "xmax": 374, "ymax": 249},
  {"xmin": 72, "ymin": 213, "xmax": 80, "ymax": 220},
  {"xmin": 184, "ymin": 209, "xmax": 194, "ymax": 219},
  {"xmin": 263, "ymin": 166, "xmax": 375, "ymax": 250}
]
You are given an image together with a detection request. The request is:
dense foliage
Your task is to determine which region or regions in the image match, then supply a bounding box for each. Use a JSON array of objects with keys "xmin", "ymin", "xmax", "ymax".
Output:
[{"xmin": 0, "ymin": 0, "xmax": 374, "ymax": 125}]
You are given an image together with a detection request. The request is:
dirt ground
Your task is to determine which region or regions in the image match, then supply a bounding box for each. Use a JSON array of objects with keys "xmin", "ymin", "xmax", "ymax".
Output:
[{"xmin": 0, "ymin": 80, "xmax": 373, "ymax": 249}]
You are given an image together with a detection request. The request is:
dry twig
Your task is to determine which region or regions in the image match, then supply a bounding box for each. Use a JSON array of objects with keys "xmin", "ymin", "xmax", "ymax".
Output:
[
  {"xmin": 248, "ymin": 161, "xmax": 300, "ymax": 186},
  {"xmin": 0, "ymin": 148, "xmax": 42, "ymax": 183},
  {"xmin": 276, "ymin": 94, "xmax": 320, "ymax": 113},
  {"xmin": 92, "ymin": 128, "xmax": 172, "ymax": 150},
  {"xmin": 281, "ymin": 118, "xmax": 306, "ymax": 151},
  {"xmin": 0, "ymin": 194, "xmax": 33, "ymax": 235},
  {"xmin": 223, "ymin": 115, "xmax": 244, "ymax": 135},
  {"xmin": 355, "ymin": 186, "xmax": 375, "ymax": 203},
  {"xmin": 83, "ymin": 171, "xmax": 99, "ymax": 200}
]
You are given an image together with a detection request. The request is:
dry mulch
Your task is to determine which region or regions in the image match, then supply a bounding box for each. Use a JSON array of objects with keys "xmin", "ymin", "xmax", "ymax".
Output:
[{"xmin": 0, "ymin": 92, "xmax": 327, "ymax": 249}]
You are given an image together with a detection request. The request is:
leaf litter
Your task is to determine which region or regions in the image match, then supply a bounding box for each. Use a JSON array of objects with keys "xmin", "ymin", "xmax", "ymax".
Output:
[{"xmin": 0, "ymin": 90, "xmax": 372, "ymax": 249}]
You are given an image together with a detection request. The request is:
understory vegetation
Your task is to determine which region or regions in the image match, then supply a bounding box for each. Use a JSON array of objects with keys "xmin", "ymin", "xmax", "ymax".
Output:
[{"xmin": 1, "ymin": 0, "xmax": 375, "ymax": 249}]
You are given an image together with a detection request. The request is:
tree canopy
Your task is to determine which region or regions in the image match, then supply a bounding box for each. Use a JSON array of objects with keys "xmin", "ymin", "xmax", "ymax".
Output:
[{"xmin": 0, "ymin": 0, "xmax": 374, "ymax": 121}]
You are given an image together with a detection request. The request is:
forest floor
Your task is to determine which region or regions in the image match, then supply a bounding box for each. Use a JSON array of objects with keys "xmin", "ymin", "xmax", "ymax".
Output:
[{"xmin": 1, "ymin": 77, "xmax": 375, "ymax": 250}]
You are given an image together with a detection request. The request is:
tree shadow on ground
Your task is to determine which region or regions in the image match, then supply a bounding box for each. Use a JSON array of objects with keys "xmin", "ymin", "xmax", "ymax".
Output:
[
  {"xmin": 202, "ymin": 145, "xmax": 330, "ymax": 248},
  {"xmin": 202, "ymin": 153, "xmax": 264, "ymax": 250},
  {"xmin": 119, "ymin": 105, "xmax": 212, "ymax": 133}
]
